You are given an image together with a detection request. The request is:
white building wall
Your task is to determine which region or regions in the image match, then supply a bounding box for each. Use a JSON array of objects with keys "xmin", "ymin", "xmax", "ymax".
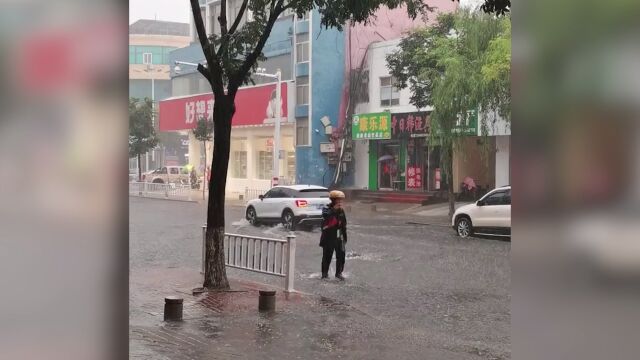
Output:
[
  {"xmin": 366, "ymin": 40, "xmax": 432, "ymax": 114},
  {"xmin": 495, "ymin": 135, "xmax": 510, "ymax": 187}
]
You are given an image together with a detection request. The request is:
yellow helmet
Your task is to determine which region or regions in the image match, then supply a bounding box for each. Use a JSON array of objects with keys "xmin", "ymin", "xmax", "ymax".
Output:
[{"xmin": 329, "ymin": 190, "xmax": 345, "ymax": 199}]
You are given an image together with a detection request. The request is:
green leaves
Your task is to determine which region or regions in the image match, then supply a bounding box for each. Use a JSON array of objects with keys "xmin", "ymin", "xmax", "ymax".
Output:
[
  {"xmin": 387, "ymin": 10, "xmax": 511, "ymax": 141},
  {"xmin": 192, "ymin": 117, "xmax": 214, "ymax": 142},
  {"xmin": 129, "ymin": 98, "xmax": 159, "ymax": 158}
]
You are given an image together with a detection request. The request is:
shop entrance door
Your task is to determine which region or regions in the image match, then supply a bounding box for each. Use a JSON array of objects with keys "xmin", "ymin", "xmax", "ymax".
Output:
[{"xmin": 377, "ymin": 141, "xmax": 400, "ymax": 190}]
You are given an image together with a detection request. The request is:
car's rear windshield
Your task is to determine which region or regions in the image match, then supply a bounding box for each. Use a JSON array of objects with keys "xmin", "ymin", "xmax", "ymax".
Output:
[{"xmin": 297, "ymin": 189, "xmax": 329, "ymax": 198}]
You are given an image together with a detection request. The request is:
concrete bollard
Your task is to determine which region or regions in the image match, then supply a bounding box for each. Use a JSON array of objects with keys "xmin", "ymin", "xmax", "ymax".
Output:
[
  {"xmin": 164, "ymin": 296, "xmax": 183, "ymax": 321},
  {"xmin": 371, "ymin": 204, "xmax": 377, "ymax": 212},
  {"xmin": 258, "ymin": 290, "xmax": 276, "ymax": 312}
]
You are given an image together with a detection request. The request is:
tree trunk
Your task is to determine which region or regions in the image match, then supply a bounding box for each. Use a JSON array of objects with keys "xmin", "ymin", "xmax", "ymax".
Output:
[
  {"xmin": 203, "ymin": 95, "xmax": 234, "ymax": 290},
  {"xmin": 137, "ymin": 154, "xmax": 142, "ymax": 182},
  {"xmin": 442, "ymin": 142, "xmax": 455, "ymax": 219},
  {"xmin": 202, "ymin": 140, "xmax": 207, "ymax": 200}
]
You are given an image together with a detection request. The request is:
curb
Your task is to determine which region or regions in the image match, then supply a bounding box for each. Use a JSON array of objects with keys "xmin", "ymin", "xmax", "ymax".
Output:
[{"xmin": 129, "ymin": 195, "xmax": 199, "ymax": 203}]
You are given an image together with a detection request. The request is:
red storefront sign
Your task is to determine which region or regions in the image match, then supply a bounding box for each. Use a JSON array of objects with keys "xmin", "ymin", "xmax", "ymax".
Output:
[
  {"xmin": 406, "ymin": 165, "xmax": 423, "ymax": 189},
  {"xmin": 159, "ymin": 83, "xmax": 288, "ymax": 131}
]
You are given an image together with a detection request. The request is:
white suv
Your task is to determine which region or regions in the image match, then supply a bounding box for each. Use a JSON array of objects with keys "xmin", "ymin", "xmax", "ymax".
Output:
[
  {"xmin": 245, "ymin": 185, "xmax": 331, "ymax": 230},
  {"xmin": 452, "ymin": 185, "xmax": 511, "ymax": 238}
]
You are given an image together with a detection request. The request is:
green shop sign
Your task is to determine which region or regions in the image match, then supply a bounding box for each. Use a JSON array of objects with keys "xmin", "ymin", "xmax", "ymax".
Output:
[
  {"xmin": 452, "ymin": 109, "xmax": 478, "ymax": 136},
  {"xmin": 352, "ymin": 111, "xmax": 392, "ymax": 140}
]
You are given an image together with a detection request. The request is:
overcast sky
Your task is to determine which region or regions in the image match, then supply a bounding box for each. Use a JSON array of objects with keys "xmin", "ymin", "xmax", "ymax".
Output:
[
  {"xmin": 129, "ymin": 0, "xmax": 191, "ymax": 25},
  {"xmin": 128, "ymin": 0, "xmax": 485, "ymax": 25}
]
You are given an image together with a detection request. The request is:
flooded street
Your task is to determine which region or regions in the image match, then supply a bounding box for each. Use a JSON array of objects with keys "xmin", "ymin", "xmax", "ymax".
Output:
[{"xmin": 130, "ymin": 197, "xmax": 510, "ymax": 359}]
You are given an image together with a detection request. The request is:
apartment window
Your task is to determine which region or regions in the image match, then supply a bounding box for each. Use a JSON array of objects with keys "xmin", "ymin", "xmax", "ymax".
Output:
[
  {"xmin": 296, "ymin": 117, "xmax": 310, "ymax": 146},
  {"xmin": 142, "ymin": 53, "xmax": 153, "ymax": 65},
  {"xmin": 296, "ymin": 33, "xmax": 309, "ymax": 63},
  {"xmin": 231, "ymin": 139, "xmax": 247, "ymax": 178},
  {"xmin": 296, "ymin": 76, "xmax": 309, "ymax": 105},
  {"xmin": 380, "ymin": 76, "xmax": 400, "ymax": 106},
  {"xmin": 256, "ymin": 151, "xmax": 273, "ymax": 180}
]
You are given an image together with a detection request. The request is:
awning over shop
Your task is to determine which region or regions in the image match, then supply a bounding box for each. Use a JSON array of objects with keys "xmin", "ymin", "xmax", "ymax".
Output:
[{"xmin": 159, "ymin": 82, "xmax": 288, "ymax": 131}]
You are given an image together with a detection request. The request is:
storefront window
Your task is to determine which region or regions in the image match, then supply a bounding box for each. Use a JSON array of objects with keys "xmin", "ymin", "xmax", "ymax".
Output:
[
  {"xmin": 257, "ymin": 151, "xmax": 273, "ymax": 180},
  {"xmin": 287, "ymin": 151, "xmax": 296, "ymax": 180},
  {"xmin": 231, "ymin": 139, "xmax": 247, "ymax": 178}
]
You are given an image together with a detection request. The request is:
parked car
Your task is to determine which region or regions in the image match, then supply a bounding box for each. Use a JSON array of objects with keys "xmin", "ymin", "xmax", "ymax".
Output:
[
  {"xmin": 144, "ymin": 166, "xmax": 190, "ymax": 184},
  {"xmin": 452, "ymin": 185, "xmax": 511, "ymax": 238},
  {"xmin": 245, "ymin": 185, "xmax": 332, "ymax": 230}
]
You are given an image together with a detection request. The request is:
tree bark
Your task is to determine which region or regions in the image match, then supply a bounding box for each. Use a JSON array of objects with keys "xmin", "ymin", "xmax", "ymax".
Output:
[
  {"xmin": 203, "ymin": 95, "xmax": 235, "ymax": 290},
  {"xmin": 203, "ymin": 140, "xmax": 207, "ymax": 200},
  {"xmin": 442, "ymin": 142, "xmax": 455, "ymax": 219},
  {"xmin": 137, "ymin": 154, "xmax": 142, "ymax": 182}
]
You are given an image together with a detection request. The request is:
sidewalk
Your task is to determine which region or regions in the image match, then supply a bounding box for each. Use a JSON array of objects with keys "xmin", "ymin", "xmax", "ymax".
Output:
[
  {"xmin": 130, "ymin": 268, "xmax": 471, "ymax": 360},
  {"xmin": 348, "ymin": 200, "xmax": 471, "ymax": 226}
]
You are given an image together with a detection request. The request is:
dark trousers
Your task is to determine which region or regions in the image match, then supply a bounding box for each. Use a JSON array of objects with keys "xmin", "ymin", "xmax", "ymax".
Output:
[{"xmin": 322, "ymin": 244, "xmax": 345, "ymax": 276}]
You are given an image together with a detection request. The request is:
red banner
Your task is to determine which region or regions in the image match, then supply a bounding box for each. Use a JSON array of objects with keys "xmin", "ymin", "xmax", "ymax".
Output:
[
  {"xmin": 406, "ymin": 165, "xmax": 423, "ymax": 189},
  {"xmin": 159, "ymin": 83, "xmax": 288, "ymax": 131}
]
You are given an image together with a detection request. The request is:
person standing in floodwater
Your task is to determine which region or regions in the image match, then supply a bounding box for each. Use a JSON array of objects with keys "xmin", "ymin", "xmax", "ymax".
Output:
[{"xmin": 320, "ymin": 190, "xmax": 348, "ymax": 280}]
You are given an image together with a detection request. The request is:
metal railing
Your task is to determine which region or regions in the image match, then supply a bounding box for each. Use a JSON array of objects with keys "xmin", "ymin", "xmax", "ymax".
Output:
[
  {"xmin": 244, "ymin": 187, "xmax": 270, "ymax": 201},
  {"xmin": 201, "ymin": 225, "xmax": 297, "ymax": 292},
  {"xmin": 129, "ymin": 181, "xmax": 193, "ymax": 200}
]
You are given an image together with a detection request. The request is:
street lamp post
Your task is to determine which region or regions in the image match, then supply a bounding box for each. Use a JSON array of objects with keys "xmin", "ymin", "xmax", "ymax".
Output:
[
  {"xmin": 174, "ymin": 60, "xmax": 207, "ymax": 200},
  {"xmin": 144, "ymin": 63, "xmax": 157, "ymax": 173},
  {"xmin": 255, "ymin": 68, "xmax": 282, "ymax": 187}
]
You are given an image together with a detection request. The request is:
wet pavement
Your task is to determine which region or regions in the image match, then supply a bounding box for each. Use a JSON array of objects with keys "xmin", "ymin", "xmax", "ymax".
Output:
[{"xmin": 130, "ymin": 197, "xmax": 510, "ymax": 359}]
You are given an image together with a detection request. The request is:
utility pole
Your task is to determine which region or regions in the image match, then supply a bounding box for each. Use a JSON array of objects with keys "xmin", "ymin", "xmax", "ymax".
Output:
[{"xmin": 273, "ymin": 69, "xmax": 282, "ymax": 186}]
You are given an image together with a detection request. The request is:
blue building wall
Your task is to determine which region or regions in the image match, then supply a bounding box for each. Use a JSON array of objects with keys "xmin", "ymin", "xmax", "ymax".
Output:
[
  {"xmin": 129, "ymin": 79, "xmax": 172, "ymax": 101},
  {"xmin": 296, "ymin": 10, "xmax": 346, "ymax": 187},
  {"xmin": 169, "ymin": 18, "xmax": 294, "ymax": 78}
]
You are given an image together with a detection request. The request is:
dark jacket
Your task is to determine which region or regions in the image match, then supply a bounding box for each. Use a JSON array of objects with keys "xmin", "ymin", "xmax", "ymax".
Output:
[{"xmin": 319, "ymin": 205, "xmax": 347, "ymax": 248}]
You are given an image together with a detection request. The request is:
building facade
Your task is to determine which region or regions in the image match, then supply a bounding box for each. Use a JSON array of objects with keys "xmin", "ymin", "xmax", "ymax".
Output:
[
  {"xmin": 350, "ymin": 39, "xmax": 510, "ymax": 194},
  {"xmin": 129, "ymin": 19, "xmax": 191, "ymax": 173}
]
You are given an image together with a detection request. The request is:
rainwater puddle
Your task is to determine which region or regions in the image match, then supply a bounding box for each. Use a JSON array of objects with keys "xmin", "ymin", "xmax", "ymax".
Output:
[
  {"xmin": 231, "ymin": 218, "xmax": 250, "ymax": 227},
  {"xmin": 345, "ymin": 251, "xmax": 382, "ymax": 261}
]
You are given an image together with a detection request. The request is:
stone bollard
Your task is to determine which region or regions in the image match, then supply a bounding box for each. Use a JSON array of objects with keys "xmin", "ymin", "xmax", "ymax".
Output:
[
  {"xmin": 164, "ymin": 296, "xmax": 183, "ymax": 321},
  {"xmin": 371, "ymin": 204, "xmax": 377, "ymax": 212},
  {"xmin": 258, "ymin": 290, "xmax": 276, "ymax": 312}
]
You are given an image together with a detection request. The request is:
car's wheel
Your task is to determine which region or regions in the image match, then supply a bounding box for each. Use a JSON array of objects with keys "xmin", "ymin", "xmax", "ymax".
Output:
[
  {"xmin": 455, "ymin": 216, "xmax": 473, "ymax": 238},
  {"xmin": 246, "ymin": 206, "xmax": 259, "ymax": 226},
  {"xmin": 152, "ymin": 178, "xmax": 164, "ymax": 184},
  {"xmin": 282, "ymin": 209, "xmax": 296, "ymax": 231}
]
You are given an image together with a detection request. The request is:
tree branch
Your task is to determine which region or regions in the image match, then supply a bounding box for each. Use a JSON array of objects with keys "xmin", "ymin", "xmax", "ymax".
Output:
[
  {"xmin": 229, "ymin": 0, "xmax": 285, "ymax": 94},
  {"xmin": 228, "ymin": 0, "xmax": 249, "ymax": 35},
  {"xmin": 190, "ymin": 0, "xmax": 225, "ymax": 96},
  {"xmin": 219, "ymin": 0, "xmax": 228, "ymax": 36},
  {"xmin": 197, "ymin": 63, "xmax": 211, "ymax": 80},
  {"xmin": 190, "ymin": 0, "xmax": 212, "ymax": 64}
]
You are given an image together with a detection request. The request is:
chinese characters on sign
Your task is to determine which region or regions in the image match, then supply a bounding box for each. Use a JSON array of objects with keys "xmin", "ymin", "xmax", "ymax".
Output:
[
  {"xmin": 406, "ymin": 165, "xmax": 423, "ymax": 189},
  {"xmin": 391, "ymin": 112, "xmax": 430, "ymax": 139},
  {"xmin": 352, "ymin": 111, "xmax": 392, "ymax": 140},
  {"xmin": 186, "ymin": 99, "xmax": 215, "ymax": 124}
]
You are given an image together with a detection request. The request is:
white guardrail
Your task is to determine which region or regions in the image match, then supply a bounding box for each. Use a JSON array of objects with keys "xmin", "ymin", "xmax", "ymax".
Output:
[
  {"xmin": 201, "ymin": 225, "xmax": 297, "ymax": 292},
  {"xmin": 129, "ymin": 181, "xmax": 193, "ymax": 200}
]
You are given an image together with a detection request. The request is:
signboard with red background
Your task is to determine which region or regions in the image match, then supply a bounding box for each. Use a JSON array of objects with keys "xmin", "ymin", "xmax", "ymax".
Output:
[
  {"xmin": 159, "ymin": 83, "xmax": 288, "ymax": 131},
  {"xmin": 406, "ymin": 165, "xmax": 423, "ymax": 189}
]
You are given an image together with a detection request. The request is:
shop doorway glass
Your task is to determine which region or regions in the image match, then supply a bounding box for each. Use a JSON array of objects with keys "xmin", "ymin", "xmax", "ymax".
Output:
[{"xmin": 377, "ymin": 141, "xmax": 401, "ymax": 190}]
